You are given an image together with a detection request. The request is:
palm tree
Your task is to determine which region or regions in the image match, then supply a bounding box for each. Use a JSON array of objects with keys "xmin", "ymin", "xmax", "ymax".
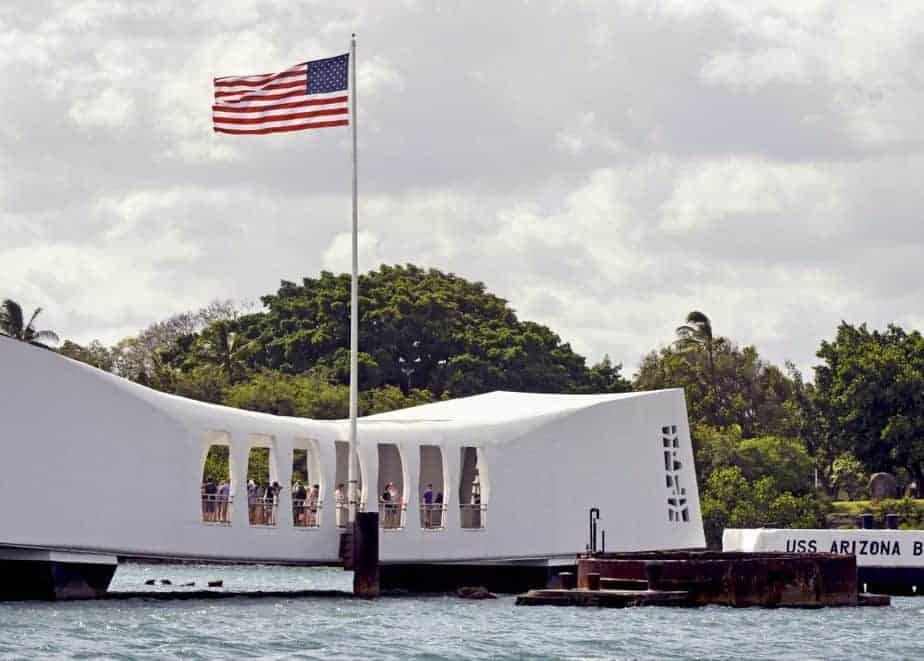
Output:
[
  {"xmin": 675, "ymin": 310, "xmax": 718, "ymax": 424},
  {"xmin": 201, "ymin": 321, "xmax": 254, "ymax": 384},
  {"xmin": 0, "ymin": 299, "xmax": 60, "ymax": 348}
]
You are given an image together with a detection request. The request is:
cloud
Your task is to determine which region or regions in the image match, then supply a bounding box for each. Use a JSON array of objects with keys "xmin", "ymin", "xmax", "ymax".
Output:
[
  {"xmin": 2, "ymin": 0, "xmax": 924, "ymax": 381},
  {"xmin": 69, "ymin": 88, "xmax": 137, "ymax": 129},
  {"xmin": 322, "ymin": 231, "xmax": 383, "ymax": 273}
]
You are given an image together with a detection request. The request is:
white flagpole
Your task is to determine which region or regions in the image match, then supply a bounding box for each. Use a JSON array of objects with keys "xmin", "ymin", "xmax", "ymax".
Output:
[{"xmin": 348, "ymin": 33, "xmax": 359, "ymax": 523}]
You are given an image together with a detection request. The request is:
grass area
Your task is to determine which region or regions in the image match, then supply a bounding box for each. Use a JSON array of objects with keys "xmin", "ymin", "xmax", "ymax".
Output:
[{"xmin": 829, "ymin": 498, "xmax": 924, "ymax": 529}]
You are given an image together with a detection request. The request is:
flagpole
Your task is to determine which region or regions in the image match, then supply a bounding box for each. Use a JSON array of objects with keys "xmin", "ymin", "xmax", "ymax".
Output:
[{"xmin": 348, "ymin": 33, "xmax": 359, "ymax": 524}]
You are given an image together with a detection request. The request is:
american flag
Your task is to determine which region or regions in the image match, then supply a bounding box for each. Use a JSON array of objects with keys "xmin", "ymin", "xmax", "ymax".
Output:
[{"xmin": 213, "ymin": 54, "xmax": 350, "ymax": 135}]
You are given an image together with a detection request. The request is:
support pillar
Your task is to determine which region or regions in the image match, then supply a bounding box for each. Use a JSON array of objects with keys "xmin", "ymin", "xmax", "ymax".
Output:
[{"xmin": 353, "ymin": 511, "xmax": 379, "ymax": 598}]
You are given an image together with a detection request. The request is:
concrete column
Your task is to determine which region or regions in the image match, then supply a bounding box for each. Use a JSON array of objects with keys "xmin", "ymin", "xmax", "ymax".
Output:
[
  {"xmin": 403, "ymin": 443, "xmax": 420, "ymax": 529},
  {"xmin": 229, "ymin": 436, "xmax": 250, "ymax": 528},
  {"xmin": 275, "ymin": 436, "xmax": 293, "ymax": 528},
  {"xmin": 445, "ymin": 443, "xmax": 461, "ymax": 527}
]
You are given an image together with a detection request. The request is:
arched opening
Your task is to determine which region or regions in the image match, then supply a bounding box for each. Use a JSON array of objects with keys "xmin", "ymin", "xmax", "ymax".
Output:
[
  {"xmin": 335, "ymin": 441, "xmax": 364, "ymax": 528},
  {"xmin": 201, "ymin": 444, "xmax": 231, "ymax": 525},
  {"xmin": 377, "ymin": 444, "xmax": 406, "ymax": 530},
  {"xmin": 459, "ymin": 446, "xmax": 486, "ymax": 529},
  {"xmin": 419, "ymin": 445, "xmax": 446, "ymax": 530},
  {"xmin": 292, "ymin": 440, "xmax": 322, "ymax": 528},
  {"xmin": 247, "ymin": 443, "xmax": 278, "ymax": 526}
]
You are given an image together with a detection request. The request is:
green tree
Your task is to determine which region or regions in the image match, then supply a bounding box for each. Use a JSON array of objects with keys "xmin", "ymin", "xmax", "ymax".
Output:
[
  {"xmin": 230, "ymin": 265, "xmax": 606, "ymax": 397},
  {"xmin": 196, "ymin": 320, "xmax": 255, "ymax": 385},
  {"xmin": 675, "ymin": 311, "xmax": 719, "ymax": 424},
  {"xmin": 59, "ymin": 339, "xmax": 113, "ymax": 371},
  {"xmin": 575, "ymin": 354, "xmax": 632, "ymax": 394},
  {"xmin": 692, "ymin": 424, "xmax": 814, "ymax": 493},
  {"xmin": 172, "ymin": 365, "xmax": 228, "ymax": 404},
  {"xmin": 828, "ymin": 451, "xmax": 868, "ymax": 500},
  {"xmin": 735, "ymin": 436, "xmax": 813, "ymax": 495},
  {"xmin": 814, "ymin": 322, "xmax": 924, "ymax": 480},
  {"xmin": 636, "ymin": 338, "xmax": 799, "ymax": 438},
  {"xmin": 691, "ymin": 423, "xmax": 741, "ymax": 483},
  {"xmin": 362, "ymin": 385, "xmax": 433, "ymax": 415},
  {"xmin": 700, "ymin": 466, "xmax": 828, "ymax": 548},
  {"xmin": 223, "ymin": 371, "xmax": 350, "ymax": 419},
  {"xmin": 0, "ymin": 299, "xmax": 59, "ymax": 348}
]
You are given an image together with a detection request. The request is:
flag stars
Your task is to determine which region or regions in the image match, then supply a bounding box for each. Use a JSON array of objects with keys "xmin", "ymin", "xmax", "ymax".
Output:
[{"xmin": 307, "ymin": 54, "xmax": 349, "ymax": 94}]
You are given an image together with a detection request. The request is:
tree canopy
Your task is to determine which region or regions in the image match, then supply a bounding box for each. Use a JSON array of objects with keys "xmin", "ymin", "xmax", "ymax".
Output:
[
  {"xmin": 0, "ymin": 299, "xmax": 59, "ymax": 348},
  {"xmin": 814, "ymin": 322, "xmax": 924, "ymax": 480},
  {"xmin": 635, "ymin": 334, "xmax": 799, "ymax": 438},
  {"xmin": 234, "ymin": 265, "xmax": 627, "ymax": 397},
  {"xmin": 54, "ymin": 265, "xmax": 630, "ymax": 418}
]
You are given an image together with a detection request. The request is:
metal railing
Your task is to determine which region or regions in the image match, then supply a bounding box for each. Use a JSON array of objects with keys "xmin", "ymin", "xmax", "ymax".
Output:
[
  {"xmin": 460, "ymin": 503, "xmax": 487, "ymax": 529},
  {"xmin": 335, "ymin": 499, "xmax": 367, "ymax": 528},
  {"xmin": 420, "ymin": 503, "xmax": 447, "ymax": 530},
  {"xmin": 292, "ymin": 498, "xmax": 323, "ymax": 528},
  {"xmin": 379, "ymin": 500, "xmax": 407, "ymax": 530},
  {"xmin": 249, "ymin": 496, "xmax": 279, "ymax": 526},
  {"xmin": 201, "ymin": 494, "xmax": 232, "ymax": 524}
]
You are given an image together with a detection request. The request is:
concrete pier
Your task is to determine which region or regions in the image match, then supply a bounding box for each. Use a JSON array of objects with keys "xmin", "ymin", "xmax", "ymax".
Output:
[{"xmin": 517, "ymin": 551, "xmax": 890, "ymax": 608}]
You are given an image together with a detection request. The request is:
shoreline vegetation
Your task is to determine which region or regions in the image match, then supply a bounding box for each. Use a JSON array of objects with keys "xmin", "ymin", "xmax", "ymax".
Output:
[{"xmin": 5, "ymin": 264, "xmax": 924, "ymax": 547}]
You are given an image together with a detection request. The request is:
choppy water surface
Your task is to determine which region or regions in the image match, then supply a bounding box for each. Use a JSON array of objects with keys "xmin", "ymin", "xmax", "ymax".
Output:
[{"xmin": 1, "ymin": 563, "xmax": 922, "ymax": 660}]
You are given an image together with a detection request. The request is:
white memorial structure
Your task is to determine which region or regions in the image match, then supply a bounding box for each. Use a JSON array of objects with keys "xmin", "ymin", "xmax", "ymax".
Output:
[{"xmin": 0, "ymin": 336, "xmax": 705, "ymax": 597}]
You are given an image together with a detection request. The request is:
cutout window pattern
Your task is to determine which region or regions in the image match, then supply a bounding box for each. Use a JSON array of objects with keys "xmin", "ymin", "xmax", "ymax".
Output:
[{"xmin": 662, "ymin": 425, "xmax": 689, "ymax": 523}]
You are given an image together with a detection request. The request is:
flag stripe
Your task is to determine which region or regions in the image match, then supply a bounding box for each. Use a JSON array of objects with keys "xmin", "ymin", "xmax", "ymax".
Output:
[
  {"xmin": 214, "ymin": 68, "xmax": 305, "ymax": 87},
  {"xmin": 213, "ymin": 113, "xmax": 347, "ymax": 131},
  {"xmin": 213, "ymin": 107, "xmax": 347, "ymax": 125},
  {"xmin": 213, "ymin": 55, "xmax": 348, "ymax": 136},
  {"xmin": 213, "ymin": 107, "xmax": 346, "ymax": 123},
  {"xmin": 220, "ymin": 88, "xmax": 309, "ymax": 104},
  {"xmin": 213, "ymin": 91, "xmax": 346, "ymax": 111},
  {"xmin": 211, "ymin": 95, "xmax": 348, "ymax": 114},
  {"xmin": 214, "ymin": 79, "xmax": 305, "ymax": 98},
  {"xmin": 214, "ymin": 119, "xmax": 349, "ymax": 135}
]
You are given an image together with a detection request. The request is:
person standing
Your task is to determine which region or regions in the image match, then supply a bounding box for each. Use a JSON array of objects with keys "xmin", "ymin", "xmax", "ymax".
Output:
[
  {"xmin": 268, "ymin": 481, "xmax": 281, "ymax": 526},
  {"xmin": 388, "ymin": 482, "xmax": 400, "ymax": 528},
  {"xmin": 380, "ymin": 482, "xmax": 393, "ymax": 528},
  {"xmin": 308, "ymin": 484, "xmax": 320, "ymax": 527},
  {"xmin": 434, "ymin": 491, "xmax": 444, "ymax": 528},
  {"xmin": 293, "ymin": 481, "xmax": 307, "ymax": 526},
  {"xmin": 204, "ymin": 478, "xmax": 217, "ymax": 522},
  {"xmin": 247, "ymin": 479, "xmax": 258, "ymax": 525},
  {"xmin": 217, "ymin": 479, "xmax": 230, "ymax": 523},
  {"xmin": 335, "ymin": 482, "xmax": 346, "ymax": 527},
  {"xmin": 422, "ymin": 483, "xmax": 434, "ymax": 528}
]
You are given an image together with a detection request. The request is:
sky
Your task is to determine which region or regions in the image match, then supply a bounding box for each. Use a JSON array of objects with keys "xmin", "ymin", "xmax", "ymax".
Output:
[{"xmin": 3, "ymin": 0, "xmax": 924, "ymax": 377}]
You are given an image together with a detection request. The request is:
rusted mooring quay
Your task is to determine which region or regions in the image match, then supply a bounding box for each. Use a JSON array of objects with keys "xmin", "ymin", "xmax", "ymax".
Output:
[{"xmin": 517, "ymin": 551, "xmax": 890, "ymax": 608}]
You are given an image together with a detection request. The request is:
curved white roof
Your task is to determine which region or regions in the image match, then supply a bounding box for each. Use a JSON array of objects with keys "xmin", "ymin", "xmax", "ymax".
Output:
[{"xmin": 366, "ymin": 390, "xmax": 650, "ymax": 424}]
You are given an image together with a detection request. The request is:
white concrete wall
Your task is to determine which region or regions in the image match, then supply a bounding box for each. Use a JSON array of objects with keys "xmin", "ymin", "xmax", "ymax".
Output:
[{"xmin": 725, "ymin": 528, "xmax": 924, "ymax": 568}]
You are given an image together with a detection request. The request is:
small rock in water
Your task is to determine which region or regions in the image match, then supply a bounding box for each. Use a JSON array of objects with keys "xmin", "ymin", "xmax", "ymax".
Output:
[
  {"xmin": 144, "ymin": 579, "xmax": 156, "ymax": 586},
  {"xmin": 160, "ymin": 579, "xmax": 172, "ymax": 586},
  {"xmin": 207, "ymin": 580, "xmax": 223, "ymax": 588},
  {"xmin": 456, "ymin": 586, "xmax": 497, "ymax": 600},
  {"xmin": 181, "ymin": 582, "xmax": 195, "ymax": 587}
]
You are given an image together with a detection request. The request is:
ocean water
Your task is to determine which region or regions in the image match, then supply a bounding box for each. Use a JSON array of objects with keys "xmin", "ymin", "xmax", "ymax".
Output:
[{"xmin": 0, "ymin": 563, "xmax": 921, "ymax": 660}]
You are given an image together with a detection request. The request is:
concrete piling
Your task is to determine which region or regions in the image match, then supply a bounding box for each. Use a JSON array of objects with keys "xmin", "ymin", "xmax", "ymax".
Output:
[{"xmin": 352, "ymin": 512, "xmax": 380, "ymax": 598}]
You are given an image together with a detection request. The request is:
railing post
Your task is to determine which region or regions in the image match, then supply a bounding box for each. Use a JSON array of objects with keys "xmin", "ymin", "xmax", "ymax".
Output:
[{"xmin": 589, "ymin": 507, "xmax": 600, "ymax": 554}]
